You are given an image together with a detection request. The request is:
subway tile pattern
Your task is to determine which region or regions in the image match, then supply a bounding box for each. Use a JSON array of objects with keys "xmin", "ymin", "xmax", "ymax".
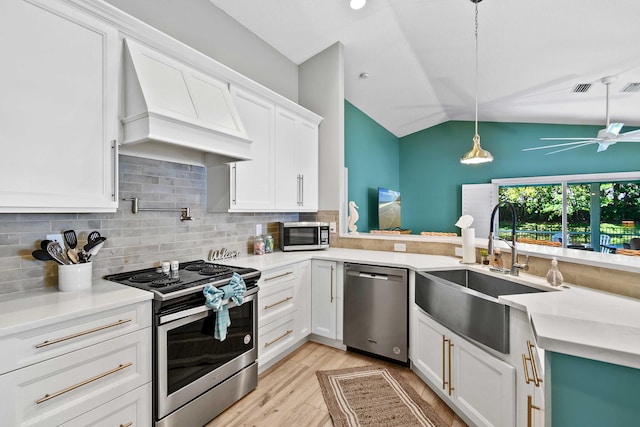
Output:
[{"xmin": 0, "ymin": 155, "xmax": 297, "ymax": 294}]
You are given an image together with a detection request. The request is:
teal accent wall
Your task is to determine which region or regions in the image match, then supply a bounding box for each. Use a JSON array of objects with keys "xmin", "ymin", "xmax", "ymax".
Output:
[
  {"xmin": 399, "ymin": 121, "xmax": 640, "ymax": 233},
  {"xmin": 343, "ymin": 101, "xmax": 640, "ymax": 234},
  {"xmin": 345, "ymin": 101, "xmax": 399, "ymax": 232},
  {"xmin": 546, "ymin": 351, "xmax": 640, "ymax": 426}
]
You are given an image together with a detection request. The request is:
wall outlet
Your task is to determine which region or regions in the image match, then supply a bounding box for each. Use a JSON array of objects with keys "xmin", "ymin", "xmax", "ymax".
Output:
[
  {"xmin": 47, "ymin": 233, "xmax": 66, "ymax": 249},
  {"xmin": 329, "ymin": 222, "xmax": 337, "ymax": 233},
  {"xmin": 255, "ymin": 224, "xmax": 262, "ymax": 236},
  {"xmin": 394, "ymin": 243, "xmax": 406, "ymax": 252},
  {"xmin": 454, "ymin": 246, "xmax": 464, "ymax": 257}
]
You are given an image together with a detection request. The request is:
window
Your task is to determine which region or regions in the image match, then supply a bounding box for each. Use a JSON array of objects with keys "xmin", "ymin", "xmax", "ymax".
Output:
[{"xmin": 493, "ymin": 172, "xmax": 640, "ymax": 254}]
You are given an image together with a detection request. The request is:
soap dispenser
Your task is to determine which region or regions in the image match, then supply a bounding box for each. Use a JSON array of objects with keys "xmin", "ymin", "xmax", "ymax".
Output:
[{"xmin": 546, "ymin": 257, "xmax": 563, "ymax": 286}]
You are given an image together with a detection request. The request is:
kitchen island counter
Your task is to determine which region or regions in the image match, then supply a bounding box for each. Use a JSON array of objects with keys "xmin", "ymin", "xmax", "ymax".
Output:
[{"xmin": 228, "ymin": 248, "xmax": 640, "ymax": 369}]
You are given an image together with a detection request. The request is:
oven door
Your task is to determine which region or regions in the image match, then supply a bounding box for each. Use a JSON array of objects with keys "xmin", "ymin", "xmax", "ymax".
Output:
[{"xmin": 156, "ymin": 292, "xmax": 257, "ymax": 419}]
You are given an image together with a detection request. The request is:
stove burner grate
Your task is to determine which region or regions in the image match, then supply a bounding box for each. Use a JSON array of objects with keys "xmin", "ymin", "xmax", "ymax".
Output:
[
  {"xmin": 184, "ymin": 262, "xmax": 208, "ymax": 271},
  {"xmin": 199, "ymin": 265, "xmax": 232, "ymax": 276},
  {"xmin": 150, "ymin": 277, "xmax": 181, "ymax": 287},
  {"xmin": 130, "ymin": 271, "xmax": 167, "ymax": 283}
]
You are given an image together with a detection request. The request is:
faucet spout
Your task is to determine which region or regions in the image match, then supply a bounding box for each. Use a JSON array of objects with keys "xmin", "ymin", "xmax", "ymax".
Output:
[{"xmin": 488, "ymin": 202, "xmax": 528, "ymax": 276}]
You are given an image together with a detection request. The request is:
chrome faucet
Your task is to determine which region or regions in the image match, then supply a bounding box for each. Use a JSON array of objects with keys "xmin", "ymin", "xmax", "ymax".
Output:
[{"xmin": 488, "ymin": 202, "xmax": 528, "ymax": 276}]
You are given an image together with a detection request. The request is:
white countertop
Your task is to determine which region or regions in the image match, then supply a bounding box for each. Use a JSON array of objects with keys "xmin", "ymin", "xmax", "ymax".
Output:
[
  {"xmin": 235, "ymin": 248, "xmax": 640, "ymax": 369},
  {"xmin": 0, "ymin": 280, "xmax": 152, "ymax": 337},
  {"xmin": 3, "ymin": 247, "xmax": 639, "ymax": 369}
]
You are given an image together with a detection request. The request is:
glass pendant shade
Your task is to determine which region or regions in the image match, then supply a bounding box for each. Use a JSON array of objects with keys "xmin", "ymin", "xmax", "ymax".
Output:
[
  {"xmin": 350, "ymin": 0, "xmax": 366, "ymax": 10},
  {"xmin": 461, "ymin": 134, "xmax": 493, "ymax": 164}
]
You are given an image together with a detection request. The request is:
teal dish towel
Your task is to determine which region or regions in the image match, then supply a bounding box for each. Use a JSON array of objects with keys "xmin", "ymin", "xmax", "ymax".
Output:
[{"xmin": 203, "ymin": 272, "xmax": 246, "ymax": 340}]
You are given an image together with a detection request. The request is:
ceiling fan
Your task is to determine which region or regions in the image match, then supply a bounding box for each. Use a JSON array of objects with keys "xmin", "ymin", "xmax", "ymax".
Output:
[{"xmin": 523, "ymin": 76, "xmax": 640, "ymax": 155}]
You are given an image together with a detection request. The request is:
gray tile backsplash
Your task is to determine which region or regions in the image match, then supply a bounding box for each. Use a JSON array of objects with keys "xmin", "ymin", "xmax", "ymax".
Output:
[{"xmin": 0, "ymin": 155, "xmax": 298, "ymax": 294}]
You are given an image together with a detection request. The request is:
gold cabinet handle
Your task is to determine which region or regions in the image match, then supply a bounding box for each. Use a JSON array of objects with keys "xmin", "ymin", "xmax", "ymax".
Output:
[
  {"xmin": 527, "ymin": 394, "xmax": 541, "ymax": 427},
  {"xmin": 522, "ymin": 341, "xmax": 543, "ymax": 386},
  {"xmin": 264, "ymin": 271, "xmax": 293, "ymax": 281},
  {"xmin": 528, "ymin": 341, "xmax": 543, "ymax": 386},
  {"xmin": 447, "ymin": 339, "xmax": 455, "ymax": 396},
  {"xmin": 264, "ymin": 329, "xmax": 293, "ymax": 347},
  {"xmin": 120, "ymin": 423, "xmax": 133, "ymax": 427},
  {"xmin": 330, "ymin": 265, "xmax": 334, "ymax": 303},
  {"xmin": 35, "ymin": 319, "xmax": 132, "ymax": 348},
  {"xmin": 36, "ymin": 362, "xmax": 133, "ymax": 404},
  {"xmin": 442, "ymin": 335, "xmax": 455, "ymax": 395},
  {"xmin": 264, "ymin": 296, "xmax": 293, "ymax": 310}
]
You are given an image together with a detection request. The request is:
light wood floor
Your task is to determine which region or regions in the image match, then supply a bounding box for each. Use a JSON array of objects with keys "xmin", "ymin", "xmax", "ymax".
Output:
[{"xmin": 207, "ymin": 341, "xmax": 467, "ymax": 427}]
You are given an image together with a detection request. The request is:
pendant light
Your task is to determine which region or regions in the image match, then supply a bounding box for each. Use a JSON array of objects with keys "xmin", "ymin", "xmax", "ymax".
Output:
[{"xmin": 460, "ymin": 0, "xmax": 493, "ymax": 165}]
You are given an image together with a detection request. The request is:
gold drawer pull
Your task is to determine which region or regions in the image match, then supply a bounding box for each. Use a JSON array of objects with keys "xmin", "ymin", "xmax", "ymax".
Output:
[
  {"xmin": 264, "ymin": 329, "xmax": 293, "ymax": 348},
  {"xmin": 527, "ymin": 395, "xmax": 541, "ymax": 427},
  {"xmin": 36, "ymin": 362, "xmax": 133, "ymax": 404},
  {"xmin": 264, "ymin": 296, "xmax": 293, "ymax": 310},
  {"xmin": 120, "ymin": 423, "xmax": 133, "ymax": 427},
  {"xmin": 35, "ymin": 319, "xmax": 132, "ymax": 348},
  {"xmin": 528, "ymin": 341, "xmax": 543, "ymax": 386},
  {"xmin": 264, "ymin": 271, "xmax": 293, "ymax": 282}
]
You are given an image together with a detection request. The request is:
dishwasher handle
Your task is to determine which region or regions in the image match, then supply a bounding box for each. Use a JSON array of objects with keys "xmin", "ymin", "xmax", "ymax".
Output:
[{"xmin": 357, "ymin": 272, "xmax": 389, "ymax": 280}]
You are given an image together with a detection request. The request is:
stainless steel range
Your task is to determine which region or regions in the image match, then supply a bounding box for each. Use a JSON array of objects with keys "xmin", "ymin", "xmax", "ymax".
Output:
[{"xmin": 105, "ymin": 260, "xmax": 261, "ymax": 427}]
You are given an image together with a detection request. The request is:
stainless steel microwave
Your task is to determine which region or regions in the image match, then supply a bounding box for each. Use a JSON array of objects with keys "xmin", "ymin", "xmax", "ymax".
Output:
[{"xmin": 279, "ymin": 222, "xmax": 330, "ymax": 251}]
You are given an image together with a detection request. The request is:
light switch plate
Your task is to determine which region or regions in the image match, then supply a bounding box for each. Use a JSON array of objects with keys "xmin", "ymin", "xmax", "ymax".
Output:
[
  {"xmin": 454, "ymin": 246, "xmax": 464, "ymax": 257},
  {"xmin": 394, "ymin": 243, "xmax": 406, "ymax": 252},
  {"xmin": 255, "ymin": 224, "xmax": 262, "ymax": 236},
  {"xmin": 47, "ymin": 233, "xmax": 66, "ymax": 249}
]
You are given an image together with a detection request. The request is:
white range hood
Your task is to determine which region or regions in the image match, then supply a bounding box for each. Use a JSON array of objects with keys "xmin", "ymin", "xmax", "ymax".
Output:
[{"xmin": 121, "ymin": 39, "xmax": 252, "ymax": 165}]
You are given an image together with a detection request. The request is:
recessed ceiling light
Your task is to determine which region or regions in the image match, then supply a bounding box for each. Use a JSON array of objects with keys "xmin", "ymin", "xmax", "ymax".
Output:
[
  {"xmin": 350, "ymin": 0, "xmax": 366, "ymax": 10},
  {"xmin": 359, "ymin": 72, "xmax": 369, "ymax": 79}
]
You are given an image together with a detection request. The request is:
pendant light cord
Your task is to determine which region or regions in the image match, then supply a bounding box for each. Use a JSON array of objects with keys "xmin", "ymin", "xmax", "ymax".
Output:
[{"xmin": 474, "ymin": 1, "xmax": 479, "ymax": 137}]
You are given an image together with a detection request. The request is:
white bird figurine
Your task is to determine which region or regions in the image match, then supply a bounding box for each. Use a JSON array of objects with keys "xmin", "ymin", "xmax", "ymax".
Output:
[{"xmin": 348, "ymin": 201, "xmax": 359, "ymax": 234}]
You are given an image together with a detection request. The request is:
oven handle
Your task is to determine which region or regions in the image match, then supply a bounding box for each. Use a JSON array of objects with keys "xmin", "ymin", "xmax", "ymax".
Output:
[{"xmin": 159, "ymin": 293, "xmax": 255, "ymax": 325}]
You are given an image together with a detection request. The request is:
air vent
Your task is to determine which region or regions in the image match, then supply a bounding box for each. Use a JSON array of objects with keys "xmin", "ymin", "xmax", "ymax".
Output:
[
  {"xmin": 621, "ymin": 82, "xmax": 640, "ymax": 93},
  {"xmin": 571, "ymin": 83, "xmax": 591, "ymax": 93}
]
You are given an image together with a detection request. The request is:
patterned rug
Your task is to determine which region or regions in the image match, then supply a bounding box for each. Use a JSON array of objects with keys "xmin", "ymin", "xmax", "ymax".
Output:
[{"xmin": 316, "ymin": 365, "xmax": 447, "ymax": 427}]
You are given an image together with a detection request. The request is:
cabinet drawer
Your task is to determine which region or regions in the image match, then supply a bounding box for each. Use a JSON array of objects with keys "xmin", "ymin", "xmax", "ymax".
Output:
[
  {"xmin": 61, "ymin": 383, "xmax": 151, "ymax": 427},
  {"xmin": 259, "ymin": 281, "xmax": 295, "ymax": 326},
  {"xmin": 258, "ymin": 313, "xmax": 296, "ymax": 366},
  {"xmin": 259, "ymin": 264, "xmax": 299, "ymax": 292},
  {"xmin": 0, "ymin": 301, "xmax": 151, "ymax": 374},
  {"xmin": 0, "ymin": 328, "xmax": 151, "ymax": 427}
]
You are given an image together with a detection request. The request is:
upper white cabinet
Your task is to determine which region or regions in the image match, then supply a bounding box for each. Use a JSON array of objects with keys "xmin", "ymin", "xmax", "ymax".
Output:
[
  {"xmin": 275, "ymin": 107, "xmax": 319, "ymax": 211},
  {"xmin": 208, "ymin": 87, "xmax": 322, "ymax": 213},
  {"xmin": 0, "ymin": 0, "xmax": 119, "ymax": 212}
]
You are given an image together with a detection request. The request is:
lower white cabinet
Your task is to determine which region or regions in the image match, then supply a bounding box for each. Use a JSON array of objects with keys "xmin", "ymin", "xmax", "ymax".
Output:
[
  {"xmin": 311, "ymin": 260, "xmax": 343, "ymax": 341},
  {"xmin": 257, "ymin": 261, "xmax": 311, "ymax": 370},
  {"xmin": 0, "ymin": 299, "xmax": 152, "ymax": 427},
  {"xmin": 412, "ymin": 305, "xmax": 515, "ymax": 427},
  {"xmin": 512, "ymin": 309, "xmax": 545, "ymax": 427}
]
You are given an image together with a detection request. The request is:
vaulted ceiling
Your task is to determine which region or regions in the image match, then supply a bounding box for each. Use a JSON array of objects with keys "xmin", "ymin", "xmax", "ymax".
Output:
[{"xmin": 210, "ymin": 0, "xmax": 640, "ymax": 138}]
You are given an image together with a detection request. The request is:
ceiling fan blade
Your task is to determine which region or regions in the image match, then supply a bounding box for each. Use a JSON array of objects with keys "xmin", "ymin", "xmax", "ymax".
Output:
[
  {"xmin": 523, "ymin": 140, "xmax": 597, "ymax": 152},
  {"xmin": 617, "ymin": 129, "xmax": 640, "ymax": 142},
  {"xmin": 544, "ymin": 142, "xmax": 597, "ymax": 155},
  {"xmin": 539, "ymin": 137, "xmax": 599, "ymax": 141},
  {"xmin": 597, "ymin": 141, "xmax": 616, "ymax": 152}
]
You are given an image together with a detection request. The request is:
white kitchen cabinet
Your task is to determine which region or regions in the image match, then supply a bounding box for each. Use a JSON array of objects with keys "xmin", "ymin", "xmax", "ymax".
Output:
[
  {"xmin": 311, "ymin": 260, "xmax": 342, "ymax": 340},
  {"xmin": 275, "ymin": 107, "xmax": 319, "ymax": 211},
  {"xmin": 0, "ymin": 0, "xmax": 119, "ymax": 212},
  {"xmin": 0, "ymin": 299, "xmax": 152, "ymax": 426},
  {"xmin": 208, "ymin": 89, "xmax": 321, "ymax": 213},
  {"xmin": 412, "ymin": 305, "xmax": 515, "ymax": 427},
  {"xmin": 512, "ymin": 309, "xmax": 545, "ymax": 427},
  {"xmin": 257, "ymin": 261, "xmax": 311, "ymax": 371}
]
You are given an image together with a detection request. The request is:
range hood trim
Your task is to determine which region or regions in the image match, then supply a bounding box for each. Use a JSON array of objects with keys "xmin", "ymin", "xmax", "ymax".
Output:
[{"xmin": 121, "ymin": 39, "xmax": 252, "ymax": 163}]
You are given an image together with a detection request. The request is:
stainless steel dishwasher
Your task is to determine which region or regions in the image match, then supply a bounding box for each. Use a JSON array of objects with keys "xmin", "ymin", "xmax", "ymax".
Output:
[{"xmin": 343, "ymin": 263, "xmax": 408, "ymax": 363}]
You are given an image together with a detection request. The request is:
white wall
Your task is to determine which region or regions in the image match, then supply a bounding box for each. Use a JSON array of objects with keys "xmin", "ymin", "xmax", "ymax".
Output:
[
  {"xmin": 103, "ymin": 0, "xmax": 299, "ymax": 102},
  {"xmin": 299, "ymin": 42, "xmax": 345, "ymax": 212}
]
